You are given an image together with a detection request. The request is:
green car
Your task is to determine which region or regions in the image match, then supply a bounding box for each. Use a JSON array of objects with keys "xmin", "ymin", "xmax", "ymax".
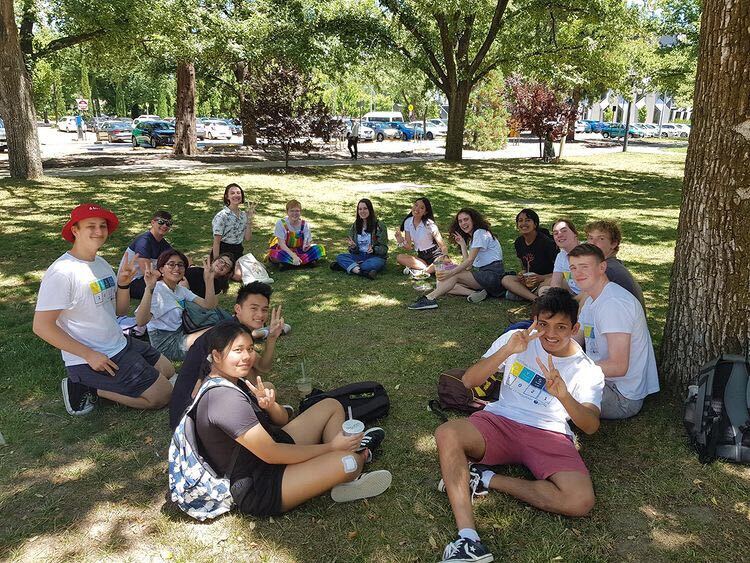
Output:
[
  {"xmin": 131, "ymin": 120, "xmax": 176, "ymax": 148},
  {"xmin": 601, "ymin": 123, "xmax": 642, "ymax": 139}
]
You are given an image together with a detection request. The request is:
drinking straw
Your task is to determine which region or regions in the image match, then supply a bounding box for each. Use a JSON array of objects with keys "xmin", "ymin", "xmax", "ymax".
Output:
[{"xmin": 348, "ymin": 406, "xmax": 353, "ymax": 420}]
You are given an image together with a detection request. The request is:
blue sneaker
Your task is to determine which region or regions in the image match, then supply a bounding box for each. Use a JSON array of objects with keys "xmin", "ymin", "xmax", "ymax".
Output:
[
  {"xmin": 440, "ymin": 537, "xmax": 493, "ymax": 562},
  {"xmin": 437, "ymin": 464, "xmax": 489, "ymax": 503}
]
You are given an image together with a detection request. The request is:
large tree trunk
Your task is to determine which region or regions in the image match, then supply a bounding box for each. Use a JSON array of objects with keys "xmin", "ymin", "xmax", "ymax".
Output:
[
  {"xmin": 234, "ymin": 62, "xmax": 257, "ymax": 147},
  {"xmin": 661, "ymin": 0, "xmax": 750, "ymax": 390},
  {"xmin": 0, "ymin": 0, "xmax": 43, "ymax": 179},
  {"xmin": 173, "ymin": 61, "xmax": 197, "ymax": 156},
  {"xmin": 444, "ymin": 82, "xmax": 471, "ymax": 161}
]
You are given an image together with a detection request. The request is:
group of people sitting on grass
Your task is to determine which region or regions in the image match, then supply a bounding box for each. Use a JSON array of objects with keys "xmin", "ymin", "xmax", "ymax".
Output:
[{"xmin": 32, "ymin": 182, "xmax": 659, "ymax": 563}]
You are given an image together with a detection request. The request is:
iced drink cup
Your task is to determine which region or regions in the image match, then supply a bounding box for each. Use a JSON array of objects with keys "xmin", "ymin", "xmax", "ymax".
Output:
[{"xmin": 342, "ymin": 419, "xmax": 365, "ymax": 436}]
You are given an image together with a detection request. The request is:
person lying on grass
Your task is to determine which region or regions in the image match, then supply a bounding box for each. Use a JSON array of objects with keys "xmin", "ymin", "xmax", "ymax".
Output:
[
  {"xmin": 569, "ymin": 243, "xmax": 658, "ymax": 420},
  {"xmin": 135, "ymin": 249, "xmax": 219, "ymax": 361},
  {"xmin": 33, "ymin": 203, "xmax": 174, "ymax": 416},
  {"xmin": 394, "ymin": 196, "xmax": 447, "ymax": 277},
  {"xmin": 501, "ymin": 208, "xmax": 558, "ymax": 303},
  {"xmin": 192, "ymin": 322, "xmax": 391, "ymax": 517},
  {"xmin": 266, "ymin": 199, "xmax": 326, "ymax": 268},
  {"xmin": 409, "ymin": 208, "xmax": 504, "ymax": 310},
  {"xmin": 183, "ymin": 252, "xmax": 234, "ymax": 298},
  {"xmin": 169, "ymin": 281, "xmax": 290, "ymax": 431},
  {"xmin": 434, "ymin": 288, "xmax": 604, "ymax": 563}
]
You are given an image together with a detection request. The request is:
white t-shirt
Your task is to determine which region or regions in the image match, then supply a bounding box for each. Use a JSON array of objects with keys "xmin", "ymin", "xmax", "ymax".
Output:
[
  {"xmin": 578, "ymin": 282, "xmax": 659, "ymax": 400},
  {"xmin": 404, "ymin": 218, "xmax": 440, "ymax": 251},
  {"xmin": 470, "ymin": 229, "xmax": 503, "ymax": 268},
  {"xmin": 140, "ymin": 282, "xmax": 197, "ymax": 332},
  {"xmin": 274, "ymin": 218, "xmax": 311, "ymax": 246},
  {"xmin": 482, "ymin": 330, "xmax": 604, "ymax": 436},
  {"xmin": 35, "ymin": 253, "xmax": 127, "ymax": 366},
  {"xmin": 553, "ymin": 249, "xmax": 581, "ymax": 295},
  {"xmin": 356, "ymin": 230, "xmax": 372, "ymax": 254}
]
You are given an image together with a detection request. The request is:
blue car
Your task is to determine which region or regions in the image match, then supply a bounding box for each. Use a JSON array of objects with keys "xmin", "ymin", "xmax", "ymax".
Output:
[
  {"xmin": 583, "ymin": 119, "xmax": 606, "ymax": 133},
  {"xmin": 390, "ymin": 121, "xmax": 418, "ymax": 141}
]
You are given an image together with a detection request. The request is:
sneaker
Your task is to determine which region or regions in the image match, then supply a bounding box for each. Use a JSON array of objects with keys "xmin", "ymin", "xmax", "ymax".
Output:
[
  {"xmin": 408, "ymin": 296, "xmax": 438, "ymax": 310},
  {"xmin": 330, "ymin": 262, "xmax": 344, "ymax": 272},
  {"xmin": 467, "ymin": 289, "xmax": 488, "ymax": 303},
  {"xmin": 61, "ymin": 377, "xmax": 96, "ymax": 416},
  {"xmin": 251, "ymin": 323, "xmax": 292, "ymax": 341},
  {"xmin": 438, "ymin": 465, "xmax": 489, "ymax": 503},
  {"xmin": 358, "ymin": 427, "xmax": 385, "ymax": 461},
  {"xmin": 331, "ymin": 469, "xmax": 392, "ymax": 503},
  {"xmin": 365, "ymin": 270, "xmax": 377, "ymax": 280},
  {"xmin": 440, "ymin": 537, "xmax": 493, "ymax": 562},
  {"xmin": 403, "ymin": 266, "xmax": 412, "ymax": 275}
]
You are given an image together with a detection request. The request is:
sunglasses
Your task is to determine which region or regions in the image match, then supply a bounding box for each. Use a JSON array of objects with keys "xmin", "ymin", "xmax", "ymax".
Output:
[{"xmin": 155, "ymin": 219, "xmax": 173, "ymax": 227}]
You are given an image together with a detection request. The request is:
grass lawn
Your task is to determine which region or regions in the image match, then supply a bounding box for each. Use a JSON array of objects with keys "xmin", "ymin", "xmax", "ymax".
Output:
[{"xmin": 1, "ymin": 150, "xmax": 749, "ymax": 562}]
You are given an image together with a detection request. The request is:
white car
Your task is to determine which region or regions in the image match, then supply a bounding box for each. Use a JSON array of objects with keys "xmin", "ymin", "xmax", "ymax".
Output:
[
  {"xmin": 673, "ymin": 124, "xmax": 691, "ymax": 137},
  {"xmin": 574, "ymin": 120, "xmax": 586, "ymax": 134},
  {"xmin": 658, "ymin": 124, "xmax": 681, "ymax": 137},
  {"xmin": 348, "ymin": 120, "xmax": 375, "ymax": 141},
  {"xmin": 203, "ymin": 119, "xmax": 232, "ymax": 140},
  {"xmin": 408, "ymin": 121, "xmax": 446, "ymax": 140},
  {"xmin": 57, "ymin": 116, "xmax": 87, "ymax": 133},
  {"xmin": 0, "ymin": 118, "xmax": 6, "ymax": 151}
]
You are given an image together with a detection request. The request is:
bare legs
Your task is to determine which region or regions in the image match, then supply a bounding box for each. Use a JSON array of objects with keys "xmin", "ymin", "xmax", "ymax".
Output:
[
  {"xmin": 426, "ymin": 271, "xmax": 482, "ymax": 300},
  {"xmin": 96, "ymin": 354, "xmax": 174, "ymax": 409},
  {"xmin": 397, "ymin": 254, "xmax": 435, "ymax": 274}
]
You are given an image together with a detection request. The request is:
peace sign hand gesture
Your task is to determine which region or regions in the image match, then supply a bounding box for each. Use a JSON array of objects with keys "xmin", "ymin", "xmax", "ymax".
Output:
[
  {"xmin": 117, "ymin": 253, "xmax": 140, "ymax": 286},
  {"xmin": 537, "ymin": 354, "xmax": 569, "ymax": 400},
  {"xmin": 247, "ymin": 201, "xmax": 258, "ymax": 217},
  {"xmin": 505, "ymin": 320, "xmax": 543, "ymax": 355},
  {"xmin": 247, "ymin": 376, "xmax": 277, "ymax": 410},
  {"xmin": 143, "ymin": 261, "xmax": 162, "ymax": 289},
  {"xmin": 267, "ymin": 305, "xmax": 285, "ymax": 339}
]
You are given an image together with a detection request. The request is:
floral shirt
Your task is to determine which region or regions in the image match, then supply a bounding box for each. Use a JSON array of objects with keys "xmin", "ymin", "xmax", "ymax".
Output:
[{"xmin": 212, "ymin": 206, "xmax": 248, "ymax": 245}]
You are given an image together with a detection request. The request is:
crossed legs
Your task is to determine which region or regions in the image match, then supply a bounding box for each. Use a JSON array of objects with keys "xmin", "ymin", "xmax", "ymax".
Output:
[{"xmin": 426, "ymin": 271, "xmax": 482, "ymax": 300}]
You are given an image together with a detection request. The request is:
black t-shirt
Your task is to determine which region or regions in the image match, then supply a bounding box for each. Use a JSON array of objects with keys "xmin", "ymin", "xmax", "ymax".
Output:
[
  {"xmin": 184, "ymin": 266, "xmax": 229, "ymax": 299},
  {"xmin": 606, "ymin": 257, "xmax": 646, "ymax": 311},
  {"xmin": 169, "ymin": 318, "xmax": 239, "ymax": 430},
  {"xmin": 194, "ymin": 378, "xmax": 276, "ymax": 477},
  {"xmin": 513, "ymin": 233, "xmax": 558, "ymax": 275}
]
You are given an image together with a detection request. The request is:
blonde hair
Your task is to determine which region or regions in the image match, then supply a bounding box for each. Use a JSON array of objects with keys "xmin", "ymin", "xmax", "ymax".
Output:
[{"xmin": 286, "ymin": 199, "xmax": 302, "ymax": 212}]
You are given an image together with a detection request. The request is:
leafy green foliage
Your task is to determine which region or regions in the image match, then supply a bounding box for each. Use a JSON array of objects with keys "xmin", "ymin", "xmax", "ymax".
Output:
[{"xmin": 464, "ymin": 70, "xmax": 508, "ymax": 150}]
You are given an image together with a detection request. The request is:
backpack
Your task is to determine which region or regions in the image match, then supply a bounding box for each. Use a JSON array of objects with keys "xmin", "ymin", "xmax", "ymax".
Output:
[
  {"xmin": 168, "ymin": 377, "xmax": 241, "ymax": 520},
  {"xmin": 683, "ymin": 354, "xmax": 750, "ymax": 464},
  {"xmin": 298, "ymin": 381, "xmax": 390, "ymax": 423},
  {"xmin": 428, "ymin": 368, "xmax": 502, "ymax": 421}
]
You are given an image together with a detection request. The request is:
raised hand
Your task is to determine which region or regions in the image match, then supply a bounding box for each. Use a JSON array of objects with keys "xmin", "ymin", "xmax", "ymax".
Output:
[
  {"xmin": 117, "ymin": 253, "xmax": 140, "ymax": 286},
  {"xmin": 452, "ymin": 232, "xmax": 466, "ymax": 247},
  {"xmin": 346, "ymin": 237, "xmax": 356, "ymax": 249},
  {"xmin": 202, "ymin": 256, "xmax": 216, "ymax": 280},
  {"xmin": 247, "ymin": 201, "xmax": 258, "ymax": 216},
  {"xmin": 394, "ymin": 231, "xmax": 405, "ymax": 244},
  {"xmin": 537, "ymin": 354, "xmax": 569, "ymax": 400},
  {"xmin": 267, "ymin": 305, "xmax": 285, "ymax": 338},
  {"xmin": 247, "ymin": 376, "xmax": 277, "ymax": 410},
  {"xmin": 505, "ymin": 320, "xmax": 543, "ymax": 355},
  {"xmin": 143, "ymin": 261, "xmax": 162, "ymax": 289}
]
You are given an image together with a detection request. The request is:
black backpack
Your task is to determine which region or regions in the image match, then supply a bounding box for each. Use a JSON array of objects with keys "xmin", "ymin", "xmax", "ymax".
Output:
[
  {"xmin": 683, "ymin": 355, "xmax": 750, "ymax": 464},
  {"xmin": 299, "ymin": 381, "xmax": 390, "ymax": 423}
]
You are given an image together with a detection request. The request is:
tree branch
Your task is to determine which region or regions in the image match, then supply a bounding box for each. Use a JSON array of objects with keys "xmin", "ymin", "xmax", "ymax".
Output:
[
  {"xmin": 434, "ymin": 12, "xmax": 457, "ymax": 91},
  {"xmin": 468, "ymin": 0, "xmax": 510, "ymax": 76},
  {"xmin": 456, "ymin": 14, "xmax": 475, "ymax": 66},
  {"xmin": 473, "ymin": 42, "xmax": 588, "ymax": 85},
  {"xmin": 33, "ymin": 30, "xmax": 106, "ymax": 60}
]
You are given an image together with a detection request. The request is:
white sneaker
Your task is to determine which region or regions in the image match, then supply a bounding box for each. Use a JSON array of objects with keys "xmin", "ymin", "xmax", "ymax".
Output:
[
  {"xmin": 403, "ymin": 266, "xmax": 412, "ymax": 275},
  {"xmin": 467, "ymin": 289, "xmax": 488, "ymax": 303},
  {"xmin": 331, "ymin": 470, "xmax": 392, "ymax": 502}
]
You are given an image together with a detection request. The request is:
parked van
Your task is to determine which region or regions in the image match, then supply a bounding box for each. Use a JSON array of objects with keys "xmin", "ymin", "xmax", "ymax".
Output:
[{"xmin": 362, "ymin": 111, "xmax": 405, "ymax": 123}]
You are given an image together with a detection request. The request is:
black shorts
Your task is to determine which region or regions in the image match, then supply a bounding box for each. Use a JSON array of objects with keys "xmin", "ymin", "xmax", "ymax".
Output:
[
  {"xmin": 230, "ymin": 428, "xmax": 295, "ymax": 517},
  {"xmin": 219, "ymin": 242, "xmax": 244, "ymax": 262},
  {"xmin": 129, "ymin": 277, "xmax": 146, "ymax": 300},
  {"xmin": 65, "ymin": 336, "xmax": 161, "ymax": 397},
  {"xmin": 416, "ymin": 245, "xmax": 442, "ymax": 265},
  {"xmin": 472, "ymin": 260, "xmax": 505, "ymax": 297}
]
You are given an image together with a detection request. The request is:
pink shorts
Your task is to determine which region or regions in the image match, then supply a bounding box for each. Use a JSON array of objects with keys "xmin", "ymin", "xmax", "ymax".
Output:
[{"xmin": 468, "ymin": 410, "xmax": 589, "ymax": 480}]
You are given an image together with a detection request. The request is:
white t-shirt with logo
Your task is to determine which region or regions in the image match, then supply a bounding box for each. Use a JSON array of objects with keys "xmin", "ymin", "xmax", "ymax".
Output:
[
  {"xmin": 140, "ymin": 281, "xmax": 197, "ymax": 332},
  {"xmin": 356, "ymin": 230, "xmax": 372, "ymax": 254},
  {"xmin": 482, "ymin": 330, "xmax": 604, "ymax": 436},
  {"xmin": 578, "ymin": 282, "xmax": 659, "ymax": 400},
  {"xmin": 553, "ymin": 249, "xmax": 581, "ymax": 294},
  {"xmin": 404, "ymin": 218, "xmax": 440, "ymax": 251},
  {"xmin": 470, "ymin": 229, "xmax": 503, "ymax": 268},
  {"xmin": 35, "ymin": 253, "xmax": 127, "ymax": 366}
]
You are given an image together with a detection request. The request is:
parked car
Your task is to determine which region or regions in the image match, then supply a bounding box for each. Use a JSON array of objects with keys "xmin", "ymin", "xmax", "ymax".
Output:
[
  {"xmin": 389, "ymin": 121, "xmax": 418, "ymax": 140},
  {"xmin": 362, "ymin": 111, "xmax": 405, "ymax": 123},
  {"xmin": 132, "ymin": 120, "xmax": 175, "ymax": 147},
  {"xmin": 601, "ymin": 123, "xmax": 641, "ymax": 139},
  {"xmin": 0, "ymin": 118, "xmax": 6, "ymax": 152},
  {"xmin": 133, "ymin": 114, "xmax": 161, "ymax": 126},
  {"xmin": 658, "ymin": 123, "xmax": 681, "ymax": 137},
  {"xmin": 96, "ymin": 121, "xmax": 133, "ymax": 143},
  {"xmin": 407, "ymin": 121, "xmax": 445, "ymax": 140},
  {"xmin": 426, "ymin": 119, "xmax": 449, "ymax": 135},
  {"xmin": 672, "ymin": 123, "xmax": 691, "ymax": 137},
  {"xmin": 57, "ymin": 116, "xmax": 87, "ymax": 133},
  {"xmin": 364, "ymin": 121, "xmax": 401, "ymax": 142},
  {"xmin": 638, "ymin": 123, "xmax": 658, "ymax": 137},
  {"xmin": 630, "ymin": 124, "xmax": 651, "ymax": 138},
  {"xmin": 222, "ymin": 119, "xmax": 242, "ymax": 136},
  {"xmin": 583, "ymin": 119, "xmax": 606, "ymax": 133},
  {"xmin": 203, "ymin": 119, "xmax": 232, "ymax": 140},
  {"xmin": 345, "ymin": 120, "xmax": 375, "ymax": 141},
  {"xmin": 574, "ymin": 120, "xmax": 586, "ymax": 134}
]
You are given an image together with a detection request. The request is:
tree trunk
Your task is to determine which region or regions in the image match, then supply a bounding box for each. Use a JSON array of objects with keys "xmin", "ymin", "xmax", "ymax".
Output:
[
  {"xmin": 566, "ymin": 88, "xmax": 581, "ymax": 141},
  {"xmin": 444, "ymin": 82, "xmax": 471, "ymax": 161},
  {"xmin": 234, "ymin": 61, "xmax": 257, "ymax": 147},
  {"xmin": 173, "ymin": 61, "xmax": 197, "ymax": 156},
  {"xmin": 0, "ymin": 0, "xmax": 43, "ymax": 179},
  {"xmin": 661, "ymin": 0, "xmax": 750, "ymax": 390}
]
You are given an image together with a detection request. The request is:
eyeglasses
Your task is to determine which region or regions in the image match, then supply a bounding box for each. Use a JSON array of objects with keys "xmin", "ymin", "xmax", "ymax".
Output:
[
  {"xmin": 156, "ymin": 219, "xmax": 173, "ymax": 227},
  {"xmin": 164, "ymin": 262, "xmax": 185, "ymax": 270}
]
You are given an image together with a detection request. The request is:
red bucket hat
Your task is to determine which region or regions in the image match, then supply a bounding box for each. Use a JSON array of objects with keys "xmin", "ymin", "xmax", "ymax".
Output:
[{"xmin": 61, "ymin": 203, "xmax": 119, "ymax": 243}]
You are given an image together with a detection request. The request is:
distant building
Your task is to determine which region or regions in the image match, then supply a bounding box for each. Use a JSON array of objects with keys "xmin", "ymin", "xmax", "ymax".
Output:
[{"xmin": 581, "ymin": 90, "xmax": 692, "ymax": 124}]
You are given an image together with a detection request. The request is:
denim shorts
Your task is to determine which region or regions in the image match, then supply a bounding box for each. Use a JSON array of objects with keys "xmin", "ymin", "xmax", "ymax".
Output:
[{"xmin": 66, "ymin": 336, "xmax": 160, "ymax": 398}]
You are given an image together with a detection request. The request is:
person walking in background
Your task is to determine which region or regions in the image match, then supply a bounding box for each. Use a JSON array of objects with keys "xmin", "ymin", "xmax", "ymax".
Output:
[
  {"xmin": 348, "ymin": 119, "xmax": 360, "ymax": 160},
  {"xmin": 76, "ymin": 114, "xmax": 85, "ymax": 141}
]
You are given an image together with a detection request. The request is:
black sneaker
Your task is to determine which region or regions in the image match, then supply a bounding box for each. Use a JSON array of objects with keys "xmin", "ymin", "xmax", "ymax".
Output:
[
  {"xmin": 365, "ymin": 269, "xmax": 378, "ymax": 280},
  {"xmin": 437, "ymin": 464, "xmax": 489, "ymax": 503},
  {"xmin": 61, "ymin": 377, "xmax": 96, "ymax": 416},
  {"xmin": 330, "ymin": 262, "xmax": 345, "ymax": 272},
  {"xmin": 408, "ymin": 295, "xmax": 438, "ymax": 310},
  {"xmin": 440, "ymin": 537, "xmax": 493, "ymax": 562},
  {"xmin": 358, "ymin": 427, "xmax": 385, "ymax": 462}
]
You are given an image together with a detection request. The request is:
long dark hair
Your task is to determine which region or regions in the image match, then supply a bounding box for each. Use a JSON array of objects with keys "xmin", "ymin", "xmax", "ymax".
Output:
[
  {"xmin": 516, "ymin": 208, "xmax": 551, "ymax": 238},
  {"xmin": 208, "ymin": 322, "xmax": 254, "ymax": 361},
  {"xmin": 449, "ymin": 208, "xmax": 495, "ymax": 245},
  {"xmin": 400, "ymin": 197, "xmax": 435, "ymax": 230},
  {"xmin": 355, "ymin": 198, "xmax": 377, "ymax": 233}
]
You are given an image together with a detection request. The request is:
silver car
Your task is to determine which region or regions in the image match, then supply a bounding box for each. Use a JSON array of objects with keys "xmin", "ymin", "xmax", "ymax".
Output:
[{"xmin": 0, "ymin": 118, "xmax": 6, "ymax": 152}]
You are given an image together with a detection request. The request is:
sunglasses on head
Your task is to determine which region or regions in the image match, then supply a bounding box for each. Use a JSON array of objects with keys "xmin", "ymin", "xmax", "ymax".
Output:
[{"xmin": 156, "ymin": 219, "xmax": 173, "ymax": 227}]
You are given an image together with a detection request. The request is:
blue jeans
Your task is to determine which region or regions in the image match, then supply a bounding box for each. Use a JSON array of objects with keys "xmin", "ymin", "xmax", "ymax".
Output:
[{"xmin": 336, "ymin": 252, "xmax": 386, "ymax": 274}]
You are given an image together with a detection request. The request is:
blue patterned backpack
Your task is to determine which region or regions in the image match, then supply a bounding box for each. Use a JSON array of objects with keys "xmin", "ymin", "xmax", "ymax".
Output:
[{"xmin": 168, "ymin": 377, "xmax": 241, "ymax": 520}]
